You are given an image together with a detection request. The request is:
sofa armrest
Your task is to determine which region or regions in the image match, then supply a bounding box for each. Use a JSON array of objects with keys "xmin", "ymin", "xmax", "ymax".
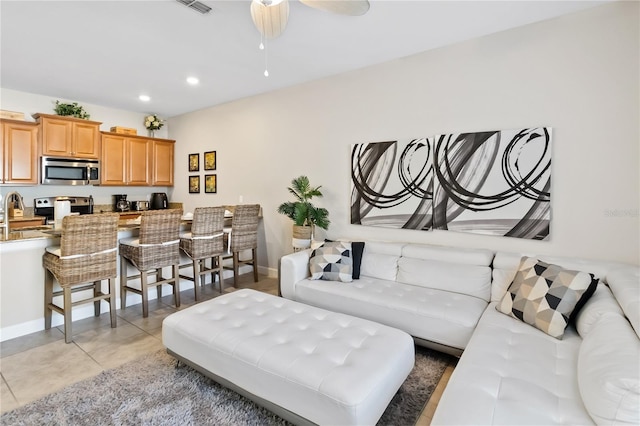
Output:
[{"xmin": 280, "ymin": 249, "xmax": 312, "ymax": 300}]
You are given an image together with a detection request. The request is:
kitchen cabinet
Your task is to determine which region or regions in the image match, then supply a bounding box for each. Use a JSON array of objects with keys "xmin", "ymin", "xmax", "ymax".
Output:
[
  {"xmin": 33, "ymin": 113, "xmax": 101, "ymax": 159},
  {"xmin": 0, "ymin": 119, "xmax": 39, "ymax": 185},
  {"xmin": 151, "ymin": 139, "xmax": 174, "ymax": 186},
  {"xmin": 100, "ymin": 132, "xmax": 174, "ymax": 186}
]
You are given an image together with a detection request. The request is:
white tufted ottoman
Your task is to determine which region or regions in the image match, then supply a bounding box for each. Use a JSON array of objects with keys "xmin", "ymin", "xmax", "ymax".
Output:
[{"xmin": 162, "ymin": 289, "xmax": 415, "ymax": 425}]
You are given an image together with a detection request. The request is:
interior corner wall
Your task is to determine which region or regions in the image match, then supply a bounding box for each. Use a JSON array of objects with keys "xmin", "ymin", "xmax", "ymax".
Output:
[{"xmin": 169, "ymin": 1, "xmax": 640, "ymax": 269}]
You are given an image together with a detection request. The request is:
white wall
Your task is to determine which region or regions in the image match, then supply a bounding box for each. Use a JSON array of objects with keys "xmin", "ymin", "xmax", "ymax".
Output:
[
  {"xmin": 0, "ymin": 88, "xmax": 172, "ymax": 208},
  {"xmin": 169, "ymin": 1, "xmax": 639, "ymax": 268}
]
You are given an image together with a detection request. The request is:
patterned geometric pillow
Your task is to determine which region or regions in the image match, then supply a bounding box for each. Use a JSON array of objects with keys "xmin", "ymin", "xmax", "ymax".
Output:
[
  {"xmin": 496, "ymin": 256, "xmax": 598, "ymax": 339},
  {"xmin": 309, "ymin": 241, "xmax": 353, "ymax": 282}
]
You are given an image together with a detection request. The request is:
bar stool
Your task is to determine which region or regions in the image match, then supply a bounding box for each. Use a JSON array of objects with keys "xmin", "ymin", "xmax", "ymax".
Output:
[
  {"xmin": 223, "ymin": 204, "xmax": 260, "ymax": 286},
  {"xmin": 179, "ymin": 206, "xmax": 226, "ymax": 300},
  {"xmin": 43, "ymin": 213, "xmax": 120, "ymax": 343},
  {"xmin": 119, "ymin": 209, "xmax": 182, "ymax": 317}
]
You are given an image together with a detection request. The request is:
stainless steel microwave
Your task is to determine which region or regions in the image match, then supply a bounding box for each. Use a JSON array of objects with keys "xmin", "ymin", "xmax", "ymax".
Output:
[{"xmin": 41, "ymin": 157, "xmax": 100, "ymax": 185}]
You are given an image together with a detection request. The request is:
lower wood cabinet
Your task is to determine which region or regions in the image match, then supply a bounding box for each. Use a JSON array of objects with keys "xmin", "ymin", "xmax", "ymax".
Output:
[{"xmin": 100, "ymin": 132, "xmax": 174, "ymax": 186}]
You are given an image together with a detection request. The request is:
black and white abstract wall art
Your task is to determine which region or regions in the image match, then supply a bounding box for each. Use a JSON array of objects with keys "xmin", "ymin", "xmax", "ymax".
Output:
[
  {"xmin": 432, "ymin": 128, "xmax": 552, "ymax": 240},
  {"xmin": 350, "ymin": 127, "xmax": 552, "ymax": 240},
  {"xmin": 351, "ymin": 138, "xmax": 434, "ymax": 230}
]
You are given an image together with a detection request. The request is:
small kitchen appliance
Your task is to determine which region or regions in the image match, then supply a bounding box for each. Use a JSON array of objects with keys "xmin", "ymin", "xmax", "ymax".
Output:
[
  {"xmin": 150, "ymin": 192, "xmax": 168, "ymax": 210},
  {"xmin": 113, "ymin": 194, "xmax": 130, "ymax": 212},
  {"xmin": 130, "ymin": 201, "xmax": 149, "ymax": 211}
]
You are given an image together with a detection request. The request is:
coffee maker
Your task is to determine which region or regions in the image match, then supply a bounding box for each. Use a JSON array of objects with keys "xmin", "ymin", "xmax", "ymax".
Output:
[{"xmin": 113, "ymin": 194, "xmax": 130, "ymax": 212}]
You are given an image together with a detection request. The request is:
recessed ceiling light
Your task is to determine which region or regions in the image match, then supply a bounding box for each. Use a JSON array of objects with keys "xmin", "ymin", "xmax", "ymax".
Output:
[
  {"xmin": 186, "ymin": 77, "xmax": 199, "ymax": 85},
  {"xmin": 139, "ymin": 95, "xmax": 151, "ymax": 102}
]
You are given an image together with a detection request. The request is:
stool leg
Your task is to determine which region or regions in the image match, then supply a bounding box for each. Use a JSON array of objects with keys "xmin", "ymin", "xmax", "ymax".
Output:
[
  {"xmin": 120, "ymin": 255, "xmax": 127, "ymax": 310},
  {"xmin": 93, "ymin": 280, "xmax": 101, "ymax": 317},
  {"xmin": 63, "ymin": 287, "xmax": 73, "ymax": 344},
  {"xmin": 215, "ymin": 255, "xmax": 224, "ymax": 293},
  {"xmin": 141, "ymin": 270, "xmax": 149, "ymax": 318},
  {"xmin": 44, "ymin": 269, "xmax": 54, "ymax": 330},
  {"xmin": 233, "ymin": 252, "xmax": 239, "ymax": 286},
  {"xmin": 173, "ymin": 264, "xmax": 181, "ymax": 308},
  {"xmin": 252, "ymin": 248, "xmax": 258, "ymax": 282},
  {"xmin": 156, "ymin": 268, "xmax": 163, "ymax": 300},
  {"xmin": 108, "ymin": 277, "xmax": 117, "ymax": 328},
  {"xmin": 192, "ymin": 259, "xmax": 201, "ymax": 302}
]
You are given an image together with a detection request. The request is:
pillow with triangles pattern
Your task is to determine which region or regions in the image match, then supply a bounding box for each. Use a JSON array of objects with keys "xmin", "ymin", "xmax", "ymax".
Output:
[
  {"xmin": 309, "ymin": 241, "xmax": 353, "ymax": 282},
  {"xmin": 496, "ymin": 256, "xmax": 597, "ymax": 339}
]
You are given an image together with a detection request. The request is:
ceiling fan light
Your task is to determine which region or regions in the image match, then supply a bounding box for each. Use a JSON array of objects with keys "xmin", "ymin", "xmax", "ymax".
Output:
[{"xmin": 250, "ymin": 0, "xmax": 289, "ymax": 39}]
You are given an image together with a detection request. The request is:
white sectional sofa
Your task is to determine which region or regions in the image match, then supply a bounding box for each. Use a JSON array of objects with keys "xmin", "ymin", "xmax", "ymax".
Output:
[{"xmin": 279, "ymin": 241, "xmax": 640, "ymax": 425}]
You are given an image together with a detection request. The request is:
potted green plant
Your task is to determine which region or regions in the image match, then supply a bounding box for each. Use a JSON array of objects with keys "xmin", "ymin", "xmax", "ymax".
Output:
[
  {"xmin": 277, "ymin": 176, "xmax": 330, "ymax": 246},
  {"xmin": 53, "ymin": 101, "xmax": 90, "ymax": 119}
]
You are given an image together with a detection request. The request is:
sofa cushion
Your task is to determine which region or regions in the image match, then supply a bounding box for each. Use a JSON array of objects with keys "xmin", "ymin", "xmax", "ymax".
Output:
[
  {"xmin": 359, "ymin": 242, "xmax": 403, "ymax": 281},
  {"xmin": 606, "ymin": 266, "xmax": 640, "ymax": 339},
  {"xmin": 432, "ymin": 303, "xmax": 593, "ymax": 425},
  {"xmin": 309, "ymin": 241, "xmax": 353, "ymax": 282},
  {"xmin": 397, "ymin": 258, "xmax": 492, "ymax": 302},
  {"xmin": 496, "ymin": 257, "xmax": 597, "ymax": 339},
  {"xmin": 574, "ymin": 284, "xmax": 624, "ymax": 337},
  {"xmin": 293, "ymin": 276, "xmax": 487, "ymax": 350},
  {"xmin": 578, "ymin": 312, "xmax": 640, "ymax": 425},
  {"xmin": 492, "ymin": 251, "xmax": 618, "ymax": 303},
  {"xmin": 402, "ymin": 243, "xmax": 494, "ymax": 266}
]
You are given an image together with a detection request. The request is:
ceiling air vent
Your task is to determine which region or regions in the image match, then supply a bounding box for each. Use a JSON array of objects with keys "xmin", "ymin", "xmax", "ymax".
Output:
[{"xmin": 176, "ymin": 0, "xmax": 212, "ymax": 14}]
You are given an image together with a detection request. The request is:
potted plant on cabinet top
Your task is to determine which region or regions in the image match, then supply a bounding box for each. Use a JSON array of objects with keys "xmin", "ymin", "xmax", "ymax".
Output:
[
  {"xmin": 277, "ymin": 175, "xmax": 330, "ymax": 248},
  {"xmin": 53, "ymin": 100, "xmax": 90, "ymax": 119}
]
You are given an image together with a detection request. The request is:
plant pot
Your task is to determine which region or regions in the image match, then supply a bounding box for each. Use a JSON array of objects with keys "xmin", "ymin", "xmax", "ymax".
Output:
[{"xmin": 292, "ymin": 225, "xmax": 312, "ymax": 249}]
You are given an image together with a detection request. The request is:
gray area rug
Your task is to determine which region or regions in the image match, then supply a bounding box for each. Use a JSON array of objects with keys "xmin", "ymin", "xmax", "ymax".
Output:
[{"xmin": 2, "ymin": 345, "xmax": 451, "ymax": 425}]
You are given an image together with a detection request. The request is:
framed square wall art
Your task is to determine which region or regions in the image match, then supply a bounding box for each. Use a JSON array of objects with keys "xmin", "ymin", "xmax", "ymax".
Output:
[
  {"xmin": 351, "ymin": 138, "xmax": 434, "ymax": 231},
  {"xmin": 189, "ymin": 175, "xmax": 200, "ymax": 193},
  {"xmin": 204, "ymin": 151, "xmax": 216, "ymax": 170},
  {"xmin": 205, "ymin": 174, "xmax": 217, "ymax": 193},
  {"xmin": 189, "ymin": 153, "xmax": 199, "ymax": 172},
  {"xmin": 432, "ymin": 127, "xmax": 551, "ymax": 240}
]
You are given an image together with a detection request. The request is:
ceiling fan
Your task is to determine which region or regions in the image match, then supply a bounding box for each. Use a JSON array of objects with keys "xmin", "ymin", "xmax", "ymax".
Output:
[{"xmin": 250, "ymin": 0, "xmax": 370, "ymax": 39}]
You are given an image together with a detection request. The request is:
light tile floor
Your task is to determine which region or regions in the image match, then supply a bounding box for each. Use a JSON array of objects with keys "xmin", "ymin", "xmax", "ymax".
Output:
[{"xmin": 0, "ymin": 273, "xmax": 454, "ymax": 425}]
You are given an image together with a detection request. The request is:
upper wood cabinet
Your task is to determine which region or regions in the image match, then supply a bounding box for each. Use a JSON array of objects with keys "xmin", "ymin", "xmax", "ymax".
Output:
[
  {"xmin": 0, "ymin": 119, "xmax": 39, "ymax": 185},
  {"xmin": 151, "ymin": 139, "xmax": 174, "ymax": 186},
  {"xmin": 100, "ymin": 132, "xmax": 173, "ymax": 187},
  {"xmin": 33, "ymin": 113, "xmax": 101, "ymax": 159}
]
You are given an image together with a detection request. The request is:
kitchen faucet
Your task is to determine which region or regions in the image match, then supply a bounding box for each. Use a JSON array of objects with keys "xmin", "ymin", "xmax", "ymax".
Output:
[{"xmin": 1, "ymin": 191, "xmax": 25, "ymax": 239}]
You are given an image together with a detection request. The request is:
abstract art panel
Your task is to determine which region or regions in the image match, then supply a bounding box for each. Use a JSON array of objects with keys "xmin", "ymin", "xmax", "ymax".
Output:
[
  {"xmin": 350, "ymin": 128, "xmax": 552, "ymax": 240},
  {"xmin": 432, "ymin": 128, "xmax": 551, "ymax": 240},
  {"xmin": 351, "ymin": 138, "xmax": 434, "ymax": 230}
]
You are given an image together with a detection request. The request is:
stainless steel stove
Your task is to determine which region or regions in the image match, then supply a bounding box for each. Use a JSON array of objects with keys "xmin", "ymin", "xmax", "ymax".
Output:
[{"xmin": 34, "ymin": 196, "xmax": 94, "ymax": 223}]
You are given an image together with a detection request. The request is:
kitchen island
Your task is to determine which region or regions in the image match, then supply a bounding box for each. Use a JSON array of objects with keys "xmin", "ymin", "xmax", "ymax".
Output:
[{"xmin": 0, "ymin": 214, "xmax": 191, "ymax": 342}]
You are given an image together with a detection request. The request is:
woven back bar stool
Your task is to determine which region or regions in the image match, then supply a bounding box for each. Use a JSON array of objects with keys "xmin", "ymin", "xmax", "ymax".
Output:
[
  {"xmin": 43, "ymin": 213, "xmax": 120, "ymax": 343},
  {"xmin": 119, "ymin": 209, "xmax": 182, "ymax": 317},
  {"xmin": 223, "ymin": 204, "xmax": 260, "ymax": 286},
  {"xmin": 179, "ymin": 206, "xmax": 226, "ymax": 300}
]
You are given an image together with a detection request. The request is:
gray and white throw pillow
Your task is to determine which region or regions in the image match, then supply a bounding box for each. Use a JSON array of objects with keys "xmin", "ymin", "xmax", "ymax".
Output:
[{"xmin": 309, "ymin": 241, "xmax": 353, "ymax": 282}]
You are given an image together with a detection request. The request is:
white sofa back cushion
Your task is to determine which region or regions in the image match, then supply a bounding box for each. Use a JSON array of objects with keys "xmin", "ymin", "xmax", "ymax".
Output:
[
  {"xmin": 359, "ymin": 242, "xmax": 404, "ymax": 281},
  {"xmin": 574, "ymin": 284, "xmax": 624, "ymax": 337},
  {"xmin": 401, "ymin": 244, "xmax": 494, "ymax": 267},
  {"xmin": 492, "ymin": 251, "xmax": 622, "ymax": 303},
  {"xmin": 578, "ymin": 312, "xmax": 640, "ymax": 425},
  {"xmin": 606, "ymin": 267, "xmax": 640, "ymax": 339},
  {"xmin": 397, "ymin": 258, "xmax": 492, "ymax": 301}
]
